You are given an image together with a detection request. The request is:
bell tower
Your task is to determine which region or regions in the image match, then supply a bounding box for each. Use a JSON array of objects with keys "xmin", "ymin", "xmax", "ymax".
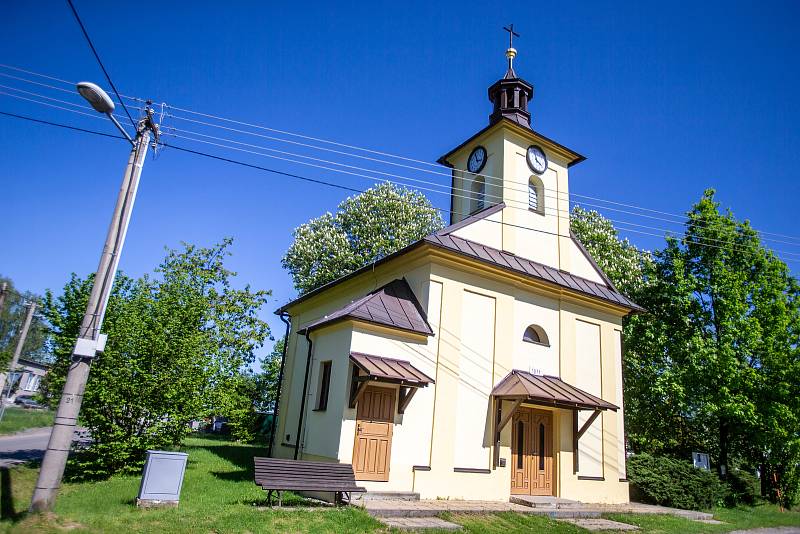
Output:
[
  {"xmin": 438, "ymin": 26, "xmax": 589, "ymax": 274},
  {"xmin": 488, "ymin": 25, "xmax": 534, "ymax": 128}
]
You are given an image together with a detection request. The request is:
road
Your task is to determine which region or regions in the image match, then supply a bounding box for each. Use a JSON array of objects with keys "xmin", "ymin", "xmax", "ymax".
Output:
[{"xmin": 0, "ymin": 426, "xmax": 89, "ymax": 468}]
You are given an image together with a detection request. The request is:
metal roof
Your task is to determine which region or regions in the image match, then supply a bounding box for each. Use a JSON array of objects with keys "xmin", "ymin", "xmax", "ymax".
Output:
[
  {"xmin": 301, "ymin": 278, "xmax": 434, "ymax": 336},
  {"xmin": 350, "ymin": 352, "xmax": 434, "ymax": 387},
  {"xmin": 491, "ymin": 370, "xmax": 618, "ymax": 411},
  {"xmin": 423, "ymin": 231, "xmax": 643, "ymax": 312},
  {"xmin": 277, "ymin": 203, "xmax": 642, "ymax": 315}
]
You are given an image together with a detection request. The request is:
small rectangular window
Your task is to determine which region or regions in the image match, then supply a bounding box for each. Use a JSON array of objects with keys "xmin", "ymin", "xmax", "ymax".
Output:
[{"xmin": 316, "ymin": 361, "xmax": 332, "ymax": 411}]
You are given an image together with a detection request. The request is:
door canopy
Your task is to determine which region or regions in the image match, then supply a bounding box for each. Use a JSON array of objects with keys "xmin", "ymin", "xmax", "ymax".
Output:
[
  {"xmin": 491, "ymin": 370, "xmax": 618, "ymax": 412},
  {"xmin": 349, "ymin": 352, "xmax": 434, "ymax": 413}
]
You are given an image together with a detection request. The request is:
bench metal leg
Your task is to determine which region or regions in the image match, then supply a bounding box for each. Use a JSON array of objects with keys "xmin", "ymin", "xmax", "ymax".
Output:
[
  {"xmin": 278, "ymin": 491, "xmax": 282, "ymax": 507},
  {"xmin": 266, "ymin": 490, "xmax": 273, "ymax": 507}
]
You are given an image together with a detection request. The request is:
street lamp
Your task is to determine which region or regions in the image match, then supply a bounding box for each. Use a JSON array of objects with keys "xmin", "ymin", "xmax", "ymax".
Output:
[
  {"xmin": 30, "ymin": 82, "xmax": 158, "ymax": 513},
  {"xmin": 77, "ymin": 81, "xmax": 134, "ymax": 144}
]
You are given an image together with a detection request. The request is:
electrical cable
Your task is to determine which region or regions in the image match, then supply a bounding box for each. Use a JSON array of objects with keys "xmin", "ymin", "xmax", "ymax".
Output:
[
  {"xmin": 4, "ymin": 107, "xmax": 797, "ymax": 265},
  {"xmin": 3, "ymin": 94, "xmax": 797, "ymax": 260},
  {"xmin": 65, "ymin": 0, "xmax": 136, "ymax": 130},
  {"xmin": 3, "ymin": 63, "xmax": 800, "ymax": 245}
]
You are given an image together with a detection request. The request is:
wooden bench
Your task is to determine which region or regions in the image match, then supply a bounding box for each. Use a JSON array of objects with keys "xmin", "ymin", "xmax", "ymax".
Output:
[{"xmin": 253, "ymin": 457, "xmax": 366, "ymax": 506}]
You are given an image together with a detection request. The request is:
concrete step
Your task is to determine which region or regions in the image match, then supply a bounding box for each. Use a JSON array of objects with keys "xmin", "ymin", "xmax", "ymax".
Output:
[
  {"xmin": 380, "ymin": 517, "xmax": 462, "ymax": 531},
  {"xmin": 509, "ymin": 495, "xmax": 582, "ymax": 509},
  {"xmin": 352, "ymin": 491, "xmax": 420, "ymax": 502},
  {"xmin": 369, "ymin": 507, "xmax": 602, "ymax": 519},
  {"xmin": 364, "ymin": 500, "xmax": 602, "ymax": 519}
]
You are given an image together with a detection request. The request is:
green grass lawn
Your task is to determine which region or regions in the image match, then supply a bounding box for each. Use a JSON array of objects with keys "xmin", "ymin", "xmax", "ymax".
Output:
[
  {"xmin": 0, "ymin": 408, "xmax": 53, "ymax": 436},
  {"xmin": 0, "ymin": 435, "xmax": 797, "ymax": 533},
  {"xmin": 1, "ymin": 436, "xmax": 382, "ymax": 534}
]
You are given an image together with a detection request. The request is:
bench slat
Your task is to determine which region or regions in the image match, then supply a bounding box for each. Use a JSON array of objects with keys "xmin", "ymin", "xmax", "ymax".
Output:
[
  {"xmin": 255, "ymin": 469, "xmax": 356, "ymax": 477},
  {"xmin": 253, "ymin": 457, "xmax": 366, "ymax": 496}
]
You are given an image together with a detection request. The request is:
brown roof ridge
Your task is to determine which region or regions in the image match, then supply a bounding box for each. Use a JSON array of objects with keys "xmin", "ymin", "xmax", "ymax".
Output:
[
  {"xmin": 426, "ymin": 233, "xmax": 643, "ymax": 312},
  {"xmin": 299, "ymin": 278, "xmax": 434, "ymax": 337},
  {"xmin": 569, "ymin": 230, "xmax": 620, "ymax": 293},
  {"xmin": 436, "ymin": 202, "xmax": 506, "ymax": 237},
  {"xmin": 277, "ymin": 214, "xmax": 643, "ymax": 316}
]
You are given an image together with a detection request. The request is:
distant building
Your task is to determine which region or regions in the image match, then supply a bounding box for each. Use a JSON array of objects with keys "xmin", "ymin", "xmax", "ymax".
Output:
[{"xmin": 7, "ymin": 357, "xmax": 49, "ymax": 399}]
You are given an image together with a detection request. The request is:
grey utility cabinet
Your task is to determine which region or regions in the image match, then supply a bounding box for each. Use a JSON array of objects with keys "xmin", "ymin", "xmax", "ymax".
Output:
[{"xmin": 136, "ymin": 450, "xmax": 188, "ymax": 507}]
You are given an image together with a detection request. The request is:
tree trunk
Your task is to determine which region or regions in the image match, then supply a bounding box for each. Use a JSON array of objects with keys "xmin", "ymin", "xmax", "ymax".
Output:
[{"xmin": 718, "ymin": 420, "xmax": 729, "ymax": 479}]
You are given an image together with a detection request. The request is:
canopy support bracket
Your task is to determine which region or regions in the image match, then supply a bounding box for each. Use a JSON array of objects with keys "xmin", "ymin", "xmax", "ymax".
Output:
[
  {"xmin": 573, "ymin": 408, "xmax": 602, "ymax": 473},
  {"xmin": 493, "ymin": 398, "xmax": 524, "ymax": 468},
  {"xmin": 398, "ymin": 386, "xmax": 417, "ymax": 414}
]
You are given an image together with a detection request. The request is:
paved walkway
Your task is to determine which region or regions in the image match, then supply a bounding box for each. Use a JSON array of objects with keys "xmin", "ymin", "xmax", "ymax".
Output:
[
  {"xmin": 364, "ymin": 499, "xmax": 563, "ymax": 518},
  {"xmin": 0, "ymin": 426, "xmax": 88, "ymax": 467},
  {"xmin": 364, "ymin": 498, "xmax": 713, "ymax": 521},
  {"xmin": 560, "ymin": 518, "xmax": 640, "ymax": 531},
  {"xmin": 0, "ymin": 427, "xmax": 52, "ymax": 467},
  {"xmin": 729, "ymin": 529, "xmax": 800, "ymax": 534}
]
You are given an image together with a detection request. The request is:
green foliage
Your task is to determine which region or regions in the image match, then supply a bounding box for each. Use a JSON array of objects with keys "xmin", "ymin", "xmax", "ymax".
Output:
[
  {"xmin": 0, "ymin": 275, "xmax": 49, "ymax": 367},
  {"xmin": 259, "ymin": 337, "xmax": 284, "ymax": 412},
  {"xmin": 40, "ymin": 239, "xmax": 271, "ymax": 478},
  {"xmin": 570, "ymin": 206, "xmax": 653, "ymax": 298},
  {"xmin": 724, "ymin": 468, "xmax": 761, "ymax": 506},
  {"xmin": 282, "ymin": 182, "xmax": 445, "ymax": 294},
  {"xmin": 572, "ymin": 194, "xmax": 800, "ymax": 507},
  {"xmin": 222, "ymin": 338, "xmax": 285, "ymax": 443},
  {"xmin": 223, "ymin": 373, "xmax": 262, "ymax": 443},
  {"xmin": 628, "ymin": 453, "xmax": 726, "ymax": 510}
]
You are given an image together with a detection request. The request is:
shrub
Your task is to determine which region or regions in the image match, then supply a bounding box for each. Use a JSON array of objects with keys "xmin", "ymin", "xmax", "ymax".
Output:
[
  {"xmin": 724, "ymin": 468, "xmax": 761, "ymax": 506},
  {"xmin": 628, "ymin": 453, "xmax": 726, "ymax": 510}
]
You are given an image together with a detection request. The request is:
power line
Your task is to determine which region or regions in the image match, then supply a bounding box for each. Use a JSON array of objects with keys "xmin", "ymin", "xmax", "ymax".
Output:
[
  {"xmin": 4, "ymin": 64, "xmax": 800, "ymax": 246},
  {"xmin": 160, "ymin": 129, "xmax": 800, "ymax": 258},
  {"xmin": 4, "ymin": 90, "xmax": 799, "ymax": 260},
  {"xmin": 65, "ymin": 0, "xmax": 136, "ymax": 130},
  {"xmin": 162, "ymin": 125, "xmax": 800, "ymax": 251},
  {"xmin": 0, "ymin": 110, "xmax": 124, "ymax": 140},
  {"xmin": 2, "ymin": 94, "xmax": 797, "ymax": 260},
  {"xmin": 4, "ymin": 107, "xmax": 797, "ymax": 266}
]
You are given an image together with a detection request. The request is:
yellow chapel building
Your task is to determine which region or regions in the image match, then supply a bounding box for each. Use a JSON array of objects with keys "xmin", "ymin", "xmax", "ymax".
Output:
[{"xmin": 271, "ymin": 42, "xmax": 642, "ymax": 503}]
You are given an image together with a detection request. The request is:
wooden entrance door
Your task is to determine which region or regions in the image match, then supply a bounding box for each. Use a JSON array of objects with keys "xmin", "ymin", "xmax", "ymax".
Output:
[
  {"xmin": 352, "ymin": 386, "xmax": 395, "ymax": 481},
  {"xmin": 510, "ymin": 407, "xmax": 554, "ymax": 496}
]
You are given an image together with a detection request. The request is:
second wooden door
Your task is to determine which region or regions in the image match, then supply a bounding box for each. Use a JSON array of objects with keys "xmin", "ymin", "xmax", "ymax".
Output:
[
  {"xmin": 352, "ymin": 386, "xmax": 395, "ymax": 481},
  {"xmin": 510, "ymin": 407, "xmax": 554, "ymax": 495}
]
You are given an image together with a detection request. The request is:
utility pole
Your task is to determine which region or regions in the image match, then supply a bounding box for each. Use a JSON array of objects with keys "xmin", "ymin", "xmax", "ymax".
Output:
[
  {"xmin": 0, "ymin": 301, "xmax": 36, "ymax": 398},
  {"xmin": 30, "ymin": 83, "xmax": 158, "ymax": 512},
  {"xmin": 0, "ymin": 282, "xmax": 7, "ymax": 312}
]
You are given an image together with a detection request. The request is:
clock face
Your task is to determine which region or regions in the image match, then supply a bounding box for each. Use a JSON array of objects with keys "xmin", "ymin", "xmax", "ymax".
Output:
[
  {"xmin": 467, "ymin": 146, "xmax": 487, "ymax": 174},
  {"xmin": 526, "ymin": 145, "xmax": 547, "ymax": 174}
]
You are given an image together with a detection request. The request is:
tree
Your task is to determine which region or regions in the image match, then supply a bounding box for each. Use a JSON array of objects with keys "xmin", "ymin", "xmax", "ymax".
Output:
[
  {"xmin": 0, "ymin": 276, "xmax": 49, "ymax": 368},
  {"xmin": 627, "ymin": 190, "xmax": 799, "ymax": 504},
  {"xmin": 570, "ymin": 206, "xmax": 652, "ymax": 298},
  {"xmin": 224, "ymin": 339, "xmax": 284, "ymax": 443},
  {"xmin": 570, "ymin": 207, "xmax": 681, "ymax": 454},
  {"xmin": 41, "ymin": 239, "xmax": 271, "ymax": 477},
  {"xmin": 282, "ymin": 182, "xmax": 445, "ymax": 294}
]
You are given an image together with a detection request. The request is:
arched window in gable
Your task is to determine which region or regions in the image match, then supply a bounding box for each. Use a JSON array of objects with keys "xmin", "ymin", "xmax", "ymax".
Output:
[
  {"xmin": 471, "ymin": 175, "xmax": 486, "ymax": 213},
  {"xmin": 523, "ymin": 324, "xmax": 550, "ymax": 346},
  {"xmin": 528, "ymin": 176, "xmax": 544, "ymax": 214}
]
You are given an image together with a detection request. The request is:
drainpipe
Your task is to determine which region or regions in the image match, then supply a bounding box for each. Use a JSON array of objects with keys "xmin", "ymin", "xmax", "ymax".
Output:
[
  {"xmin": 267, "ymin": 311, "xmax": 291, "ymax": 458},
  {"xmin": 294, "ymin": 331, "xmax": 314, "ymax": 460}
]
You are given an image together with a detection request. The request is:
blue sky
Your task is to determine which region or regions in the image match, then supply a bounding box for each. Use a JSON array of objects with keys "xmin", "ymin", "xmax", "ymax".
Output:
[{"xmin": 2, "ymin": 1, "xmax": 799, "ymax": 357}]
